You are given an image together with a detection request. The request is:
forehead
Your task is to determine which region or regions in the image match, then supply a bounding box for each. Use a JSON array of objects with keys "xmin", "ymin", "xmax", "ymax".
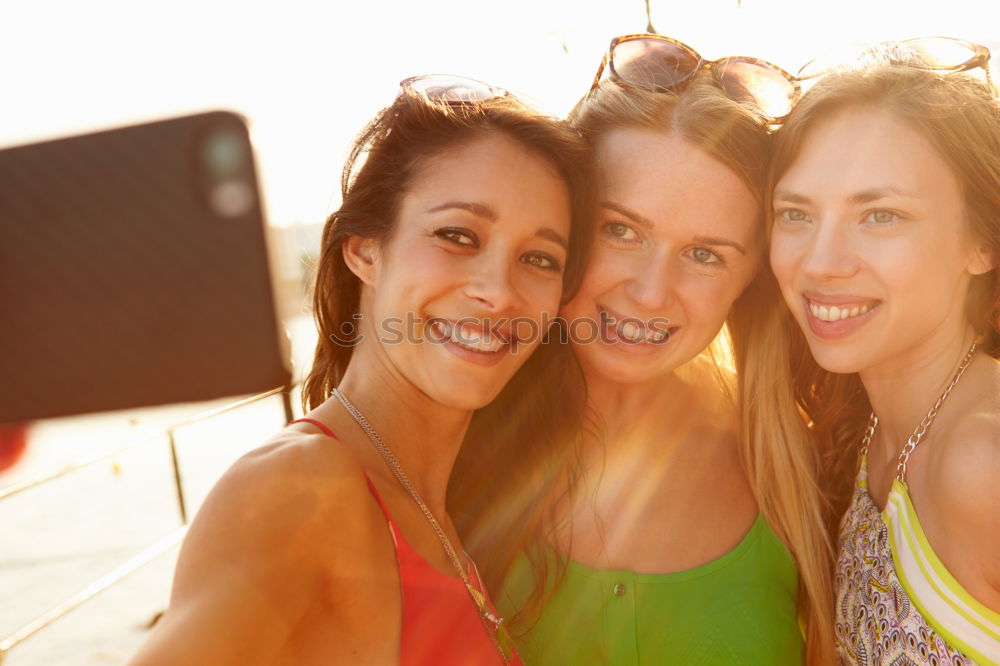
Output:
[
  {"xmin": 410, "ymin": 133, "xmax": 560, "ymax": 192},
  {"xmin": 595, "ymin": 127, "xmax": 759, "ymax": 241},
  {"xmin": 777, "ymin": 106, "xmax": 961, "ymax": 201},
  {"xmin": 399, "ymin": 133, "xmax": 572, "ymax": 228}
]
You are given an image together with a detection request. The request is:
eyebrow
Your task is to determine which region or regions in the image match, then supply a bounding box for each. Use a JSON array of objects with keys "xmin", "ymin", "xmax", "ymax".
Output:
[
  {"xmin": 601, "ymin": 201, "xmax": 655, "ymax": 230},
  {"xmin": 773, "ymin": 186, "xmax": 919, "ymax": 206},
  {"xmin": 427, "ymin": 201, "xmax": 498, "ymax": 220},
  {"xmin": 428, "ymin": 200, "xmax": 568, "ymax": 250},
  {"xmin": 693, "ymin": 235, "xmax": 747, "ymax": 255},
  {"xmin": 603, "ymin": 200, "xmax": 746, "ymax": 255}
]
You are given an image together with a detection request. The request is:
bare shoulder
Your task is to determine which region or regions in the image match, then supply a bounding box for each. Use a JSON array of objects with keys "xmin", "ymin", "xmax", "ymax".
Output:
[
  {"xmin": 129, "ymin": 428, "xmax": 391, "ymax": 665},
  {"xmin": 182, "ymin": 427, "xmax": 375, "ymax": 568},
  {"xmin": 924, "ymin": 397, "xmax": 1000, "ymax": 608},
  {"xmin": 931, "ymin": 408, "xmax": 1000, "ymax": 519}
]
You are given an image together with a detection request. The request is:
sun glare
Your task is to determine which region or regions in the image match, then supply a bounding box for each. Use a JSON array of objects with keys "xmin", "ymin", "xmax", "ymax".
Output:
[{"xmin": 3, "ymin": 0, "xmax": 998, "ymax": 233}]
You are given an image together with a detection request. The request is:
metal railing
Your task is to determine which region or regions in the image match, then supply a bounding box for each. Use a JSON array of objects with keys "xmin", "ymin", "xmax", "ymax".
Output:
[{"xmin": 0, "ymin": 387, "xmax": 295, "ymax": 665}]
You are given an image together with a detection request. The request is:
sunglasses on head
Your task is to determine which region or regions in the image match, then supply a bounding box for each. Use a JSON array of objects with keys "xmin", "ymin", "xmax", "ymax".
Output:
[
  {"xmin": 399, "ymin": 74, "xmax": 511, "ymax": 107},
  {"xmin": 796, "ymin": 36, "xmax": 992, "ymax": 82},
  {"xmin": 591, "ymin": 34, "xmax": 801, "ymax": 120}
]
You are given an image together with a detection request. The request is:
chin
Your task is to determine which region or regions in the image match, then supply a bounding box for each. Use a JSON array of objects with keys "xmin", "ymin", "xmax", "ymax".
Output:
[
  {"xmin": 803, "ymin": 339, "xmax": 868, "ymax": 376},
  {"xmin": 576, "ymin": 348, "xmax": 660, "ymax": 386},
  {"xmin": 425, "ymin": 380, "xmax": 505, "ymax": 412}
]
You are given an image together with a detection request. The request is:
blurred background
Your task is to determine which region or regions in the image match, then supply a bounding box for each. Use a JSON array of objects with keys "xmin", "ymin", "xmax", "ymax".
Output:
[{"xmin": 1, "ymin": 0, "xmax": 998, "ymax": 663}]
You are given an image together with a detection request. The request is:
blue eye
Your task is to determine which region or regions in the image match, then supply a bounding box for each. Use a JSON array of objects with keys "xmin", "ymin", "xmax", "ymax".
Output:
[
  {"xmin": 865, "ymin": 209, "xmax": 899, "ymax": 225},
  {"xmin": 603, "ymin": 221, "xmax": 640, "ymax": 242},
  {"xmin": 689, "ymin": 247, "xmax": 723, "ymax": 266},
  {"xmin": 435, "ymin": 227, "xmax": 478, "ymax": 247},
  {"xmin": 775, "ymin": 208, "xmax": 809, "ymax": 224}
]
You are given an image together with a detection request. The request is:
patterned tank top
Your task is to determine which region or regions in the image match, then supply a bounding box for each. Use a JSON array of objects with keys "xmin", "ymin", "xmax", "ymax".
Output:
[{"xmin": 835, "ymin": 454, "xmax": 1000, "ymax": 665}]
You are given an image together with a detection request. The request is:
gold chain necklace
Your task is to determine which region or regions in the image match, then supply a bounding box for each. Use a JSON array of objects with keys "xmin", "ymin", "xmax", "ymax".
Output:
[
  {"xmin": 860, "ymin": 341, "xmax": 977, "ymax": 481},
  {"xmin": 331, "ymin": 388, "xmax": 512, "ymax": 664}
]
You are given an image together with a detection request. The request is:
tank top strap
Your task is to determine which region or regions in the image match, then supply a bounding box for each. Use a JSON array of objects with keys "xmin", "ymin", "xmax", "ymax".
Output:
[
  {"xmin": 290, "ymin": 418, "xmax": 403, "ymax": 548},
  {"xmin": 290, "ymin": 417, "xmax": 339, "ymax": 440}
]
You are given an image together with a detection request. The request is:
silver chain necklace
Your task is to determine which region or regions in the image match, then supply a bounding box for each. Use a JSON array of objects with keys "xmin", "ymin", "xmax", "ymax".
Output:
[
  {"xmin": 860, "ymin": 341, "xmax": 977, "ymax": 481},
  {"xmin": 330, "ymin": 388, "xmax": 512, "ymax": 664}
]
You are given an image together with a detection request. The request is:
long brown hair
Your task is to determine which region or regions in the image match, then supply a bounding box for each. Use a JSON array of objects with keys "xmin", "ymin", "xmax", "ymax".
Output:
[
  {"xmin": 303, "ymin": 89, "xmax": 597, "ymax": 411},
  {"xmin": 745, "ymin": 63, "xmax": 1000, "ymax": 666}
]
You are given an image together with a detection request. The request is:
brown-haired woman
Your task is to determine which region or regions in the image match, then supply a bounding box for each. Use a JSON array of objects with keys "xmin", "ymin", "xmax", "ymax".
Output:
[
  {"xmin": 764, "ymin": 40, "xmax": 1000, "ymax": 664},
  {"xmin": 129, "ymin": 75, "xmax": 596, "ymax": 666},
  {"xmin": 451, "ymin": 37, "xmax": 835, "ymax": 664}
]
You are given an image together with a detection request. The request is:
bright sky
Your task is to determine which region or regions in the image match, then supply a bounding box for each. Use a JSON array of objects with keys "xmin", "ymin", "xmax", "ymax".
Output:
[{"xmin": 3, "ymin": 0, "xmax": 998, "ymax": 229}]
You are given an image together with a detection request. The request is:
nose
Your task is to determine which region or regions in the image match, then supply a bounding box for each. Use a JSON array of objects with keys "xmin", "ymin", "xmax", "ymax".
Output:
[
  {"xmin": 624, "ymin": 251, "xmax": 675, "ymax": 311},
  {"xmin": 800, "ymin": 220, "xmax": 860, "ymax": 281},
  {"xmin": 463, "ymin": 248, "xmax": 521, "ymax": 314}
]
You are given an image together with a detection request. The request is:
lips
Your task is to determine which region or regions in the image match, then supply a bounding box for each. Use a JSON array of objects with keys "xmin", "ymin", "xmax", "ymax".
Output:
[{"xmin": 597, "ymin": 305, "xmax": 676, "ymax": 345}]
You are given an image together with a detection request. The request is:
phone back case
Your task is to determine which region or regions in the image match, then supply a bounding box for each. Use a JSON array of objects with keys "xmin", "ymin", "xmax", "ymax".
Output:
[{"xmin": 0, "ymin": 111, "xmax": 291, "ymax": 422}]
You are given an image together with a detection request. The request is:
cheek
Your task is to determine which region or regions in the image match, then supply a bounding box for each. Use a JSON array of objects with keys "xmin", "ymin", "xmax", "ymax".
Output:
[
  {"xmin": 678, "ymin": 274, "xmax": 742, "ymax": 328},
  {"xmin": 519, "ymin": 277, "xmax": 565, "ymax": 319},
  {"xmin": 769, "ymin": 234, "xmax": 800, "ymax": 288},
  {"xmin": 563, "ymin": 248, "xmax": 630, "ymax": 312}
]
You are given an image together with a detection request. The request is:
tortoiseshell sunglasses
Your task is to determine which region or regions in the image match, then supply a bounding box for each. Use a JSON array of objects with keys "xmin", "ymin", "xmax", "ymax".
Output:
[{"xmin": 591, "ymin": 34, "xmax": 800, "ymax": 120}]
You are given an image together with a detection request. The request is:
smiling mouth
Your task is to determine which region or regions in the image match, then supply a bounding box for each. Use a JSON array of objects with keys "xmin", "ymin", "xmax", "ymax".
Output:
[
  {"xmin": 806, "ymin": 298, "xmax": 881, "ymax": 322},
  {"xmin": 598, "ymin": 306, "xmax": 675, "ymax": 344},
  {"xmin": 428, "ymin": 319, "xmax": 512, "ymax": 353}
]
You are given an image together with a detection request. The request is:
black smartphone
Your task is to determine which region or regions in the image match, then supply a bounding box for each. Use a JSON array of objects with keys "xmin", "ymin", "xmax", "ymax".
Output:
[{"xmin": 0, "ymin": 111, "xmax": 291, "ymax": 422}]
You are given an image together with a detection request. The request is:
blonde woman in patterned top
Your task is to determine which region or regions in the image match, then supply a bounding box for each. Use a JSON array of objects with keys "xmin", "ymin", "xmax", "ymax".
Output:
[{"xmin": 755, "ymin": 39, "xmax": 1000, "ymax": 664}]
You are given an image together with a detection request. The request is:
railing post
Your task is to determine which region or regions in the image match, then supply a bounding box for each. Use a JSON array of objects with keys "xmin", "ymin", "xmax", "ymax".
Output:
[
  {"xmin": 281, "ymin": 385, "xmax": 294, "ymax": 424},
  {"xmin": 166, "ymin": 428, "xmax": 188, "ymax": 525}
]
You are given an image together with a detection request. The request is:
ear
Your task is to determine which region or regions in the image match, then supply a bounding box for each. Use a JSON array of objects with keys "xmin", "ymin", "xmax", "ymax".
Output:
[
  {"xmin": 342, "ymin": 235, "xmax": 380, "ymax": 286},
  {"xmin": 967, "ymin": 241, "xmax": 996, "ymax": 276}
]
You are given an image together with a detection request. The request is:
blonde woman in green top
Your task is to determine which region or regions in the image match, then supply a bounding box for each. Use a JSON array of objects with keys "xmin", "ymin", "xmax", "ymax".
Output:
[{"xmin": 451, "ymin": 35, "xmax": 839, "ymax": 664}]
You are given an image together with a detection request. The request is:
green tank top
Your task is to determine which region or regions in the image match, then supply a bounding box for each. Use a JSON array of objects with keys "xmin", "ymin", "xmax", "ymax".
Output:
[{"xmin": 499, "ymin": 515, "xmax": 804, "ymax": 665}]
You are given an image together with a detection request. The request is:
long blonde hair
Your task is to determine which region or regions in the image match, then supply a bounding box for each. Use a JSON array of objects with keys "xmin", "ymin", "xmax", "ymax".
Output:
[{"xmin": 572, "ymin": 73, "xmax": 840, "ymax": 664}]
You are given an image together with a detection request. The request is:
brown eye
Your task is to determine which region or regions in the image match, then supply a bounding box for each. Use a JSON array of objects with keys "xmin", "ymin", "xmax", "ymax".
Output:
[
  {"xmin": 520, "ymin": 252, "xmax": 561, "ymax": 272},
  {"xmin": 435, "ymin": 227, "xmax": 478, "ymax": 247}
]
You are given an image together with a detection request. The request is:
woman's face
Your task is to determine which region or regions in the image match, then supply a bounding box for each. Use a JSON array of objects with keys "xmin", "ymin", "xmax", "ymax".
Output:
[
  {"xmin": 355, "ymin": 134, "xmax": 572, "ymax": 411},
  {"xmin": 560, "ymin": 127, "xmax": 761, "ymax": 387},
  {"xmin": 770, "ymin": 106, "xmax": 988, "ymax": 376}
]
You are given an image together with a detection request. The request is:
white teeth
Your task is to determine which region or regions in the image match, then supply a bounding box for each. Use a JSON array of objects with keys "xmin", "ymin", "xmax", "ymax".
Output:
[
  {"xmin": 453, "ymin": 323, "xmax": 504, "ymax": 353},
  {"xmin": 430, "ymin": 320, "xmax": 451, "ymax": 340},
  {"xmin": 600, "ymin": 307, "xmax": 672, "ymax": 344},
  {"xmin": 621, "ymin": 322, "xmax": 642, "ymax": 342},
  {"xmin": 429, "ymin": 320, "xmax": 505, "ymax": 352},
  {"xmin": 809, "ymin": 301, "xmax": 874, "ymax": 322},
  {"xmin": 645, "ymin": 329, "xmax": 668, "ymax": 343}
]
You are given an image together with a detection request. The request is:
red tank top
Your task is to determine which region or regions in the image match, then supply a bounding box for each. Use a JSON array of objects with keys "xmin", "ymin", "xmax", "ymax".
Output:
[{"xmin": 292, "ymin": 418, "xmax": 521, "ymax": 665}]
